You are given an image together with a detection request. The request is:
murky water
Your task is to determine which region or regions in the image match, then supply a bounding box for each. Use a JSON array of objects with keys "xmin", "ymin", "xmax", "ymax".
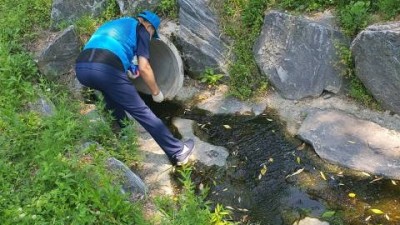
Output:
[{"xmin": 144, "ymin": 96, "xmax": 400, "ymax": 225}]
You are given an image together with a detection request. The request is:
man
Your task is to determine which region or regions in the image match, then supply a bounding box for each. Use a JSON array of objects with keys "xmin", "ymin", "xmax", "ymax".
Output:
[{"xmin": 75, "ymin": 11, "xmax": 194, "ymax": 166}]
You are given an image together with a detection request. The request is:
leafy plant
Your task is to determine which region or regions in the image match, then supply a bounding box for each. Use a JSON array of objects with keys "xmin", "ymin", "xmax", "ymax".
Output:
[
  {"xmin": 337, "ymin": 1, "xmax": 371, "ymax": 37},
  {"xmin": 210, "ymin": 204, "xmax": 232, "ymax": 225},
  {"xmin": 157, "ymin": 0, "xmax": 178, "ymax": 18},
  {"xmin": 201, "ymin": 68, "xmax": 224, "ymax": 86}
]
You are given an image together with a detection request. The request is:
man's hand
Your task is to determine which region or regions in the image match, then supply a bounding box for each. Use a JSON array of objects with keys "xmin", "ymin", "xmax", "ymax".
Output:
[
  {"xmin": 127, "ymin": 64, "xmax": 139, "ymax": 81},
  {"xmin": 138, "ymin": 56, "xmax": 161, "ymax": 98},
  {"xmin": 152, "ymin": 91, "xmax": 164, "ymax": 103}
]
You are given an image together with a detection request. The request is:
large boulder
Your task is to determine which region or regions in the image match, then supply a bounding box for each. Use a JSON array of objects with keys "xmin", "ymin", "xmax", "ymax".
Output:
[
  {"xmin": 351, "ymin": 22, "xmax": 400, "ymax": 115},
  {"xmin": 298, "ymin": 110, "xmax": 400, "ymax": 180},
  {"xmin": 51, "ymin": 0, "xmax": 108, "ymax": 29},
  {"xmin": 37, "ymin": 26, "xmax": 81, "ymax": 79},
  {"xmin": 116, "ymin": 0, "xmax": 160, "ymax": 15},
  {"xmin": 177, "ymin": 0, "xmax": 230, "ymax": 78},
  {"xmin": 254, "ymin": 11, "xmax": 348, "ymax": 100}
]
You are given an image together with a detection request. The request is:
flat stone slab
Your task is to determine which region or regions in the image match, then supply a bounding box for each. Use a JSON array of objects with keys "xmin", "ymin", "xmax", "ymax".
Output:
[
  {"xmin": 172, "ymin": 118, "xmax": 229, "ymax": 167},
  {"xmin": 298, "ymin": 110, "xmax": 400, "ymax": 179},
  {"xmin": 195, "ymin": 85, "xmax": 268, "ymax": 116},
  {"xmin": 135, "ymin": 124, "xmax": 174, "ymax": 196}
]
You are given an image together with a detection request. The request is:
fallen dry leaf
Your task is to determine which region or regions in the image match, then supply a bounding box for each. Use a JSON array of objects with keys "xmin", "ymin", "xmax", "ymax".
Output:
[
  {"xmin": 320, "ymin": 171, "xmax": 327, "ymax": 180},
  {"xmin": 348, "ymin": 193, "xmax": 356, "ymax": 198},
  {"xmin": 370, "ymin": 208, "xmax": 384, "ymax": 214},
  {"xmin": 285, "ymin": 168, "xmax": 304, "ymax": 179},
  {"xmin": 223, "ymin": 124, "xmax": 231, "ymax": 129}
]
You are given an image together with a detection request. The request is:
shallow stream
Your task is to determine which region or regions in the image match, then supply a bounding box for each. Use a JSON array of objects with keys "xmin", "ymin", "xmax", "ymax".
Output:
[{"xmin": 144, "ymin": 95, "xmax": 400, "ymax": 225}]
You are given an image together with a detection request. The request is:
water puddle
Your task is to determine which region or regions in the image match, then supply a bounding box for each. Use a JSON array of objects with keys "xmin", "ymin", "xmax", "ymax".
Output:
[{"xmin": 143, "ymin": 95, "xmax": 400, "ymax": 225}]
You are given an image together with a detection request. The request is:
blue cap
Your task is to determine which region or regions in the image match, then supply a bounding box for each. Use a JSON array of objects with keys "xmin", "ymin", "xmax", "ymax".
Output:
[{"xmin": 138, "ymin": 10, "xmax": 160, "ymax": 39}]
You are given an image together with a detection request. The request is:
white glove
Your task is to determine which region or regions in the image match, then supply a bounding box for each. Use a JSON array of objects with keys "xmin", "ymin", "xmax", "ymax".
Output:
[
  {"xmin": 127, "ymin": 70, "xmax": 135, "ymax": 80},
  {"xmin": 152, "ymin": 91, "xmax": 164, "ymax": 103}
]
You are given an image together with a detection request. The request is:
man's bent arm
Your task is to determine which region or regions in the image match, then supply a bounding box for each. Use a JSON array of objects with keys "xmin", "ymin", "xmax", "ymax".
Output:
[{"xmin": 138, "ymin": 56, "xmax": 160, "ymax": 96}]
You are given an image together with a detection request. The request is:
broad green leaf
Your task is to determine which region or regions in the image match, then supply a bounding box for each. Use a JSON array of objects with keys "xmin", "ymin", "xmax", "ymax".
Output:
[
  {"xmin": 322, "ymin": 210, "xmax": 336, "ymax": 218},
  {"xmin": 285, "ymin": 168, "xmax": 304, "ymax": 179}
]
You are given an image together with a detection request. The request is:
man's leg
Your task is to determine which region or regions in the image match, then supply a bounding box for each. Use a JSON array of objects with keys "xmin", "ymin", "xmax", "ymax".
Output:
[
  {"xmin": 76, "ymin": 63, "xmax": 190, "ymax": 163},
  {"xmin": 96, "ymin": 65, "xmax": 183, "ymax": 161}
]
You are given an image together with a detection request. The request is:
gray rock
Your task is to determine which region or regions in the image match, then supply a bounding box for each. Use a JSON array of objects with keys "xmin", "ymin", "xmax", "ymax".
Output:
[
  {"xmin": 177, "ymin": 0, "xmax": 230, "ymax": 78},
  {"xmin": 116, "ymin": 0, "xmax": 160, "ymax": 15},
  {"xmin": 27, "ymin": 97, "xmax": 56, "ymax": 117},
  {"xmin": 106, "ymin": 157, "xmax": 147, "ymax": 200},
  {"xmin": 172, "ymin": 118, "xmax": 229, "ymax": 167},
  {"xmin": 351, "ymin": 22, "xmax": 400, "ymax": 115},
  {"xmin": 298, "ymin": 110, "xmax": 400, "ymax": 180},
  {"xmin": 37, "ymin": 26, "xmax": 81, "ymax": 79},
  {"xmin": 254, "ymin": 11, "xmax": 348, "ymax": 100},
  {"xmin": 70, "ymin": 76, "xmax": 85, "ymax": 99},
  {"xmin": 51, "ymin": 0, "xmax": 107, "ymax": 28}
]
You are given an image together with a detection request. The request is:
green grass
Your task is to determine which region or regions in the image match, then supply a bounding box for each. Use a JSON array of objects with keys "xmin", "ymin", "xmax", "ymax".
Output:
[{"xmin": 0, "ymin": 84, "xmax": 149, "ymax": 224}]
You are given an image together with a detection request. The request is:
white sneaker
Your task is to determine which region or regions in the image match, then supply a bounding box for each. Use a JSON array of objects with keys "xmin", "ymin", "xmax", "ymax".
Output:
[{"xmin": 175, "ymin": 139, "xmax": 195, "ymax": 166}]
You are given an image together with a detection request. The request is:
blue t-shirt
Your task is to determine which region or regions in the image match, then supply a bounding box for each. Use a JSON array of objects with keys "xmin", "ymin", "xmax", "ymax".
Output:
[
  {"xmin": 136, "ymin": 25, "xmax": 150, "ymax": 60},
  {"xmin": 83, "ymin": 17, "xmax": 139, "ymax": 71}
]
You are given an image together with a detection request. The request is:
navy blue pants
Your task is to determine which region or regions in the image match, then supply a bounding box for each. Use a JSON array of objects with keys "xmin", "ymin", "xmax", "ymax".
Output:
[{"xmin": 75, "ymin": 62, "xmax": 183, "ymax": 161}]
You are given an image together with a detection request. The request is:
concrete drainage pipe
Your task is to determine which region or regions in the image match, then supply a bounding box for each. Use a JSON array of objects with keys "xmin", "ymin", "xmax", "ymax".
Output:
[{"xmin": 131, "ymin": 34, "xmax": 184, "ymax": 100}]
